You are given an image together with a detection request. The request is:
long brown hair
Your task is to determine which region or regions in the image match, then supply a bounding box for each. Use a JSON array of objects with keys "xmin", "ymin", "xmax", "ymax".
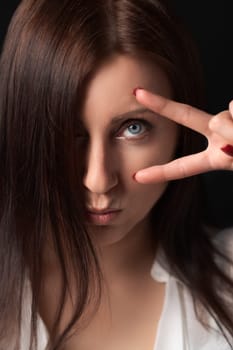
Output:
[{"xmin": 0, "ymin": 0, "xmax": 232, "ymax": 349}]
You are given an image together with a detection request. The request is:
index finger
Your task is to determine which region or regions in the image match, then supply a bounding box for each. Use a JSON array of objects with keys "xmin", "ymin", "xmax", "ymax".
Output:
[
  {"xmin": 135, "ymin": 89, "xmax": 212, "ymax": 136},
  {"xmin": 135, "ymin": 150, "xmax": 211, "ymax": 183}
]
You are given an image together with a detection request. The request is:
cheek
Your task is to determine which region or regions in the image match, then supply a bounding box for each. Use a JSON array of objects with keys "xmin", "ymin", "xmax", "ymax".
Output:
[
  {"xmin": 118, "ymin": 122, "xmax": 178, "ymax": 178},
  {"xmin": 134, "ymin": 182, "xmax": 167, "ymax": 202},
  {"xmin": 127, "ymin": 180, "xmax": 168, "ymax": 218},
  {"xmin": 118, "ymin": 148, "xmax": 169, "ymax": 206}
]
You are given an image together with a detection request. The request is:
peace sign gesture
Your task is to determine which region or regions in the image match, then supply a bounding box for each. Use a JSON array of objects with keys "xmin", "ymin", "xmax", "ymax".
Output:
[{"xmin": 133, "ymin": 89, "xmax": 233, "ymax": 184}]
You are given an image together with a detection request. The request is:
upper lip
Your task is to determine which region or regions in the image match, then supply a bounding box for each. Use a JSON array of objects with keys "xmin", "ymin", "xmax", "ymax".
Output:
[{"xmin": 87, "ymin": 208, "xmax": 121, "ymax": 214}]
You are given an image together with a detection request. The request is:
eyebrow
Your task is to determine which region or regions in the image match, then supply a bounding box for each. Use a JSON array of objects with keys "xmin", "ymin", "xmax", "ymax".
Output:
[{"xmin": 110, "ymin": 108, "xmax": 154, "ymax": 127}]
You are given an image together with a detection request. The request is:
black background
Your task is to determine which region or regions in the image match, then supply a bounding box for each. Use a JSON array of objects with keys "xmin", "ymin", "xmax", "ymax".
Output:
[{"xmin": 0, "ymin": 1, "xmax": 233, "ymax": 228}]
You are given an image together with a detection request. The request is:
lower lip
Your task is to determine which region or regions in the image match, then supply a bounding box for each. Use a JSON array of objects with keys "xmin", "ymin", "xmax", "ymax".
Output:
[{"xmin": 86, "ymin": 210, "xmax": 121, "ymax": 225}]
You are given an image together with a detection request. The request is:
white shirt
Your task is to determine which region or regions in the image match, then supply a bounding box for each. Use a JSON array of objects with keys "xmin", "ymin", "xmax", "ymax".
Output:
[{"xmin": 20, "ymin": 227, "xmax": 233, "ymax": 350}]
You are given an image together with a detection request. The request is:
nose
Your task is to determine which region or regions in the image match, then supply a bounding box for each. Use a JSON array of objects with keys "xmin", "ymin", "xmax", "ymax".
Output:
[{"xmin": 83, "ymin": 141, "xmax": 118, "ymax": 194}]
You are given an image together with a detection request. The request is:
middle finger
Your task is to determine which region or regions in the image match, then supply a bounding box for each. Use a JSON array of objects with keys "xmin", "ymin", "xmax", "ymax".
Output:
[{"xmin": 135, "ymin": 89, "xmax": 212, "ymax": 136}]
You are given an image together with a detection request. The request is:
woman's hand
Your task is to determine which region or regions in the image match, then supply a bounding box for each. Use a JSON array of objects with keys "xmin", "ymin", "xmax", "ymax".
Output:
[{"xmin": 133, "ymin": 89, "xmax": 233, "ymax": 184}]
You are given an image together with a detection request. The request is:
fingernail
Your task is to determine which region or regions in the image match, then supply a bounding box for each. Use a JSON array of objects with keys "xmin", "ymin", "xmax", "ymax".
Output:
[
  {"xmin": 132, "ymin": 172, "xmax": 142, "ymax": 182},
  {"xmin": 133, "ymin": 87, "xmax": 143, "ymax": 96},
  {"xmin": 221, "ymin": 144, "xmax": 233, "ymax": 157},
  {"xmin": 133, "ymin": 171, "xmax": 145, "ymax": 181}
]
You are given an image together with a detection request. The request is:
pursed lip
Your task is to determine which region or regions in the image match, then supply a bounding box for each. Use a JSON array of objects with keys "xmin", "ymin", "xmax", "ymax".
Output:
[
  {"xmin": 85, "ymin": 208, "xmax": 122, "ymax": 225},
  {"xmin": 86, "ymin": 208, "xmax": 122, "ymax": 214}
]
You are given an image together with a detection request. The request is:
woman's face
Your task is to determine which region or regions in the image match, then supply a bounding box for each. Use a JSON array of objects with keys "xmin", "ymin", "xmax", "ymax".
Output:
[{"xmin": 80, "ymin": 54, "xmax": 178, "ymax": 247}]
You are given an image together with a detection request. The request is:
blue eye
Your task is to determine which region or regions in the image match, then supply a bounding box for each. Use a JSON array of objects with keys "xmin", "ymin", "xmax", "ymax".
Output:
[
  {"xmin": 115, "ymin": 118, "xmax": 152, "ymax": 140},
  {"xmin": 127, "ymin": 123, "xmax": 143, "ymax": 135},
  {"xmin": 124, "ymin": 122, "xmax": 145, "ymax": 137}
]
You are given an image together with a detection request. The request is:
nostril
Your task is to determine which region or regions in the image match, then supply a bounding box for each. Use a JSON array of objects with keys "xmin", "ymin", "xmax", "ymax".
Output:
[{"xmin": 83, "ymin": 168, "xmax": 118, "ymax": 194}]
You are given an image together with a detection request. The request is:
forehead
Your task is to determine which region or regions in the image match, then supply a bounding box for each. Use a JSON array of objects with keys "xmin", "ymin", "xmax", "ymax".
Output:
[{"xmin": 82, "ymin": 54, "xmax": 172, "ymax": 126}]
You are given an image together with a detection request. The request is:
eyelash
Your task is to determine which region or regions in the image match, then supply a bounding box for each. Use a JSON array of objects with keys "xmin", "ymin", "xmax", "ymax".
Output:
[
  {"xmin": 115, "ymin": 118, "xmax": 153, "ymax": 140},
  {"xmin": 75, "ymin": 118, "xmax": 153, "ymax": 141}
]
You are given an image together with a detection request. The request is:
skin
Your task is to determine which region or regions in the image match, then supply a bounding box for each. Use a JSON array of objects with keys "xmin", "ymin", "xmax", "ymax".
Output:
[
  {"xmin": 134, "ymin": 89, "xmax": 233, "ymax": 183},
  {"xmin": 39, "ymin": 54, "xmax": 176, "ymax": 346},
  {"xmin": 80, "ymin": 53, "xmax": 178, "ymax": 280},
  {"xmin": 39, "ymin": 54, "xmax": 177, "ymax": 349},
  {"xmin": 52, "ymin": 53, "xmax": 176, "ymax": 349},
  {"xmin": 40, "ymin": 56, "xmax": 233, "ymax": 349},
  {"xmin": 39, "ymin": 55, "xmax": 233, "ymax": 349}
]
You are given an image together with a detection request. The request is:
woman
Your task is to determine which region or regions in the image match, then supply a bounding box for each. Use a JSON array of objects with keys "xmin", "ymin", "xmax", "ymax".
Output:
[{"xmin": 0, "ymin": 0, "xmax": 232, "ymax": 349}]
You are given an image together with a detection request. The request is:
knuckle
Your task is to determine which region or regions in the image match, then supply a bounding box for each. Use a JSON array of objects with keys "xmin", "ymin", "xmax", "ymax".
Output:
[{"xmin": 209, "ymin": 116, "xmax": 220, "ymax": 129}]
